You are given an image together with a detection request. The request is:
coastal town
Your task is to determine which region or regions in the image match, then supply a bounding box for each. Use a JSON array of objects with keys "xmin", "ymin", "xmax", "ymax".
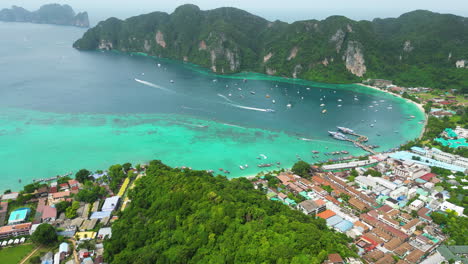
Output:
[{"xmin": 0, "ymin": 79, "xmax": 467, "ymax": 264}]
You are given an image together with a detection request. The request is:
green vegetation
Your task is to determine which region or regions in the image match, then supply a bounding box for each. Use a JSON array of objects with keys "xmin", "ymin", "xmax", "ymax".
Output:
[
  {"xmin": 364, "ymin": 169, "xmax": 382, "ymax": 177},
  {"xmin": 104, "ymin": 160, "xmax": 356, "ymax": 263},
  {"xmin": 75, "ymin": 169, "xmax": 91, "ymax": 183},
  {"xmin": 0, "ymin": 244, "xmax": 35, "ymax": 264},
  {"xmin": 65, "ymin": 201, "xmax": 80, "ymax": 219},
  {"xmin": 75, "ymin": 182, "xmax": 107, "ymax": 203},
  {"xmin": 75, "ymin": 5, "xmax": 468, "ymax": 92},
  {"xmin": 31, "ymin": 223, "xmax": 57, "ymax": 246},
  {"xmin": 431, "ymin": 212, "xmax": 468, "ymax": 245},
  {"xmin": 291, "ymin": 161, "xmax": 311, "ymax": 179}
]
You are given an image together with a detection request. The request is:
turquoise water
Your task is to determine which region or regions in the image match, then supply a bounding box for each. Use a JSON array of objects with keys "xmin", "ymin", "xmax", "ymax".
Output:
[{"xmin": 0, "ymin": 22, "xmax": 425, "ymax": 191}]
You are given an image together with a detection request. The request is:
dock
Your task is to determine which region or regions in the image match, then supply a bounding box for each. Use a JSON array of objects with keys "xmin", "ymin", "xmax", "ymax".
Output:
[
  {"xmin": 33, "ymin": 172, "xmax": 72, "ymax": 183},
  {"xmin": 330, "ymin": 129, "xmax": 376, "ymax": 155}
]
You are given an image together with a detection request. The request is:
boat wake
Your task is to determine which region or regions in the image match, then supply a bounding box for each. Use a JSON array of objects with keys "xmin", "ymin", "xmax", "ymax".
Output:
[
  {"xmin": 135, "ymin": 78, "xmax": 174, "ymax": 93},
  {"xmin": 217, "ymin": 93, "xmax": 234, "ymax": 103},
  {"xmin": 218, "ymin": 93, "xmax": 274, "ymax": 113},
  {"xmin": 181, "ymin": 106, "xmax": 215, "ymax": 114}
]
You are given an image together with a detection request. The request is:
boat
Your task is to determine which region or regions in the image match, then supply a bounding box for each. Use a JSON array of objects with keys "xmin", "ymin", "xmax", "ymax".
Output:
[
  {"xmin": 338, "ymin": 99, "xmax": 342, "ymax": 102},
  {"xmin": 141, "ymin": 73, "xmax": 145, "ymax": 76},
  {"xmin": 157, "ymin": 63, "xmax": 161, "ymax": 67},
  {"xmin": 301, "ymin": 97, "xmax": 304, "ymax": 100},
  {"xmin": 328, "ymin": 131, "xmax": 348, "ymax": 140},
  {"xmin": 338, "ymin": 105, "xmax": 342, "ymax": 107},
  {"xmin": 238, "ymin": 87, "xmax": 242, "ymax": 91},
  {"xmin": 370, "ymin": 124, "xmax": 374, "ymax": 127},
  {"xmin": 337, "ymin": 126, "xmax": 354, "ymax": 134},
  {"xmin": 250, "ymin": 91, "xmax": 256, "ymax": 95},
  {"xmin": 245, "ymin": 164, "xmax": 249, "ymax": 168},
  {"xmin": 354, "ymin": 98, "xmax": 359, "ymax": 101},
  {"xmin": 228, "ymin": 93, "xmax": 232, "ymax": 97},
  {"xmin": 272, "ymin": 100, "xmax": 276, "ymax": 104},
  {"xmin": 320, "ymin": 103, "xmax": 325, "ymax": 107},
  {"xmin": 306, "ymin": 87, "xmax": 311, "ymax": 90},
  {"xmin": 258, "ymin": 163, "xmax": 272, "ymax": 168},
  {"xmin": 312, "ymin": 150, "xmax": 320, "ymax": 154},
  {"xmin": 260, "ymin": 154, "xmax": 267, "ymax": 159},
  {"xmin": 266, "ymin": 94, "xmax": 270, "ymax": 98},
  {"xmin": 170, "ymin": 80, "xmax": 174, "ymax": 83},
  {"xmin": 287, "ymin": 103, "xmax": 292, "ymax": 108},
  {"xmin": 322, "ymin": 109, "xmax": 327, "ymax": 113},
  {"xmin": 265, "ymin": 109, "xmax": 276, "ymax": 113},
  {"xmin": 239, "ymin": 165, "xmax": 245, "ymax": 170}
]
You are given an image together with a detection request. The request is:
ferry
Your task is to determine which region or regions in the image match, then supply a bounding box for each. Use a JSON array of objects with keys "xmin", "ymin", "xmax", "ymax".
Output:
[
  {"xmin": 337, "ymin": 126, "xmax": 354, "ymax": 134},
  {"xmin": 328, "ymin": 131, "xmax": 348, "ymax": 141}
]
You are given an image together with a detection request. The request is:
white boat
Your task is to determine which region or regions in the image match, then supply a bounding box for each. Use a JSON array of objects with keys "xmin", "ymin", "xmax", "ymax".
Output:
[
  {"xmin": 287, "ymin": 103, "xmax": 292, "ymax": 108},
  {"xmin": 238, "ymin": 88, "xmax": 242, "ymax": 91},
  {"xmin": 170, "ymin": 80, "xmax": 174, "ymax": 83},
  {"xmin": 338, "ymin": 105, "xmax": 342, "ymax": 107},
  {"xmin": 301, "ymin": 97, "xmax": 304, "ymax": 100},
  {"xmin": 244, "ymin": 164, "xmax": 249, "ymax": 168},
  {"xmin": 320, "ymin": 104, "xmax": 325, "ymax": 107},
  {"xmin": 141, "ymin": 73, "xmax": 145, "ymax": 76},
  {"xmin": 322, "ymin": 109, "xmax": 327, "ymax": 114},
  {"xmin": 228, "ymin": 93, "xmax": 232, "ymax": 97},
  {"xmin": 338, "ymin": 99, "xmax": 342, "ymax": 102},
  {"xmin": 157, "ymin": 63, "xmax": 161, "ymax": 67},
  {"xmin": 306, "ymin": 87, "xmax": 311, "ymax": 90},
  {"xmin": 239, "ymin": 165, "xmax": 244, "ymax": 170},
  {"xmin": 272, "ymin": 100, "xmax": 276, "ymax": 104}
]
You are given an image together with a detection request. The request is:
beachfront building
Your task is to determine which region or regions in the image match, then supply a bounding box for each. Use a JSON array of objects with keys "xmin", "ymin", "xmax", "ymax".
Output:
[
  {"xmin": 7, "ymin": 208, "xmax": 30, "ymax": 225},
  {"xmin": 0, "ymin": 222, "xmax": 32, "ymax": 239},
  {"xmin": 412, "ymin": 147, "xmax": 468, "ymax": 169},
  {"xmin": 393, "ymin": 160, "xmax": 430, "ymax": 179}
]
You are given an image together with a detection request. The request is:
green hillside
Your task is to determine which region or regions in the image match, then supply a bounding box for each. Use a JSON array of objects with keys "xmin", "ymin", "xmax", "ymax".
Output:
[
  {"xmin": 74, "ymin": 5, "xmax": 468, "ymax": 92},
  {"xmin": 104, "ymin": 160, "xmax": 356, "ymax": 264}
]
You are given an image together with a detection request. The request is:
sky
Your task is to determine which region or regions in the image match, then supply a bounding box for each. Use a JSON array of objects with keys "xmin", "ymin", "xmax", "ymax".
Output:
[{"xmin": 2, "ymin": 0, "xmax": 468, "ymax": 24}]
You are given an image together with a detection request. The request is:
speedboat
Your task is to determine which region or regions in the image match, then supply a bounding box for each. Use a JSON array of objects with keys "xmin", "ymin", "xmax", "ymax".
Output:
[
  {"xmin": 238, "ymin": 87, "xmax": 242, "ymax": 91},
  {"xmin": 306, "ymin": 87, "xmax": 311, "ymax": 90},
  {"xmin": 239, "ymin": 165, "xmax": 244, "ymax": 170},
  {"xmin": 265, "ymin": 109, "xmax": 275, "ymax": 113},
  {"xmin": 250, "ymin": 91, "xmax": 256, "ymax": 95},
  {"xmin": 287, "ymin": 103, "xmax": 292, "ymax": 108},
  {"xmin": 338, "ymin": 99, "xmax": 342, "ymax": 102},
  {"xmin": 322, "ymin": 109, "xmax": 327, "ymax": 114},
  {"xmin": 320, "ymin": 104, "xmax": 325, "ymax": 107}
]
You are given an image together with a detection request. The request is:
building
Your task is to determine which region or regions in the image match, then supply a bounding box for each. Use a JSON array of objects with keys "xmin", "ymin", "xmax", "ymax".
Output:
[
  {"xmin": 440, "ymin": 201, "xmax": 465, "ymax": 216},
  {"xmin": 97, "ymin": 227, "xmax": 112, "ymax": 239},
  {"xmin": 408, "ymin": 200, "xmax": 424, "ymax": 211},
  {"xmin": 393, "ymin": 161, "xmax": 430, "ymax": 179},
  {"xmin": 102, "ymin": 196, "xmax": 120, "ymax": 212},
  {"xmin": 41, "ymin": 206, "xmax": 57, "ymax": 222},
  {"xmin": 8, "ymin": 208, "xmax": 31, "ymax": 225},
  {"xmin": 1, "ymin": 192, "xmax": 19, "ymax": 201},
  {"xmin": 0, "ymin": 222, "xmax": 32, "ymax": 239},
  {"xmin": 325, "ymin": 253, "xmax": 345, "ymax": 264},
  {"xmin": 297, "ymin": 200, "xmax": 326, "ymax": 215}
]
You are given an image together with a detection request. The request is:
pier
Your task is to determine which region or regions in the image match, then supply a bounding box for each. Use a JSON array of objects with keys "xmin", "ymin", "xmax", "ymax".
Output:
[
  {"xmin": 33, "ymin": 172, "xmax": 72, "ymax": 183},
  {"xmin": 330, "ymin": 128, "xmax": 376, "ymax": 155}
]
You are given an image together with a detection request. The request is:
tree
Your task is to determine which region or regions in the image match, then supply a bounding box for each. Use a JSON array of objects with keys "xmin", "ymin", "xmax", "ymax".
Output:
[
  {"xmin": 431, "ymin": 212, "xmax": 448, "ymax": 225},
  {"xmin": 75, "ymin": 169, "xmax": 91, "ymax": 183},
  {"xmin": 29, "ymin": 256, "xmax": 41, "ymax": 264},
  {"xmin": 122, "ymin": 163, "xmax": 132, "ymax": 173},
  {"xmin": 292, "ymin": 161, "xmax": 311, "ymax": 178},
  {"xmin": 75, "ymin": 183, "xmax": 107, "ymax": 203},
  {"xmin": 31, "ymin": 223, "xmax": 57, "ymax": 245},
  {"xmin": 364, "ymin": 169, "xmax": 382, "ymax": 177},
  {"xmin": 65, "ymin": 201, "xmax": 80, "ymax": 219}
]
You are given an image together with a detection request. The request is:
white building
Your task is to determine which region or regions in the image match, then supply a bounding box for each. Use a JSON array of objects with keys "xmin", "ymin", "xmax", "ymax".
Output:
[
  {"xmin": 440, "ymin": 201, "xmax": 465, "ymax": 216},
  {"xmin": 390, "ymin": 186, "xmax": 409, "ymax": 200},
  {"xmin": 102, "ymin": 196, "xmax": 120, "ymax": 212},
  {"xmin": 393, "ymin": 161, "xmax": 430, "ymax": 179},
  {"xmin": 409, "ymin": 200, "xmax": 424, "ymax": 211}
]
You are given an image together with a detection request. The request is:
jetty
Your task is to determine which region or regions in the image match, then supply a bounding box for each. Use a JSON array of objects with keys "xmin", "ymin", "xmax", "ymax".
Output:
[
  {"xmin": 33, "ymin": 172, "xmax": 72, "ymax": 183},
  {"xmin": 329, "ymin": 128, "xmax": 376, "ymax": 155}
]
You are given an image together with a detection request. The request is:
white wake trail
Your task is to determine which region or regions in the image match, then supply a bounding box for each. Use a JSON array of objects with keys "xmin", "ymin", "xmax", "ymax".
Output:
[
  {"xmin": 217, "ymin": 93, "xmax": 233, "ymax": 103},
  {"xmin": 135, "ymin": 78, "xmax": 174, "ymax": 93}
]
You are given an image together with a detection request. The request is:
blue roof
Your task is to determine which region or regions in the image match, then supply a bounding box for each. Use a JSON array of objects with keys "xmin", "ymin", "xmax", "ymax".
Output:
[
  {"xmin": 389, "ymin": 151, "xmax": 466, "ymax": 172},
  {"xmin": 8, "ymin": 208, "xmax": 30, "ymax": 224},
  {"xmin": 335, "ymin": 220, "xmax": 353, "ymax": 232},
  {"xmin": 59, "ymin": 242, "xmax": 69, "ymax": 253},
  {"xmin": 90, "ymin": 211, "xmax": 111, "ymax": 219},
  {"xmin": 326, "ymin": 215, "xmax": 343, "ymax": 226}
]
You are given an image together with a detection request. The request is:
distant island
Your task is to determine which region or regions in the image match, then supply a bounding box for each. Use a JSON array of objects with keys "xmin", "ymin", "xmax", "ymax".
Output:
[
  {"xmin": 74, "ymin": 4, "xmax": 468, "ymax": 92},
  {"xmin": 0, "ymin": 4, "xmax": 89, "ymax": 28}
]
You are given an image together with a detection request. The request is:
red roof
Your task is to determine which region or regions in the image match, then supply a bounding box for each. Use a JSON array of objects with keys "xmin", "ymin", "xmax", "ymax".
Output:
[
  {"xmin": 420, "ymin": 173, "xmax": 436, "ymax": 182},
  {"xmin": 42, "ymin": 206, "xmax": 57, "ymax": 220},
  {"xmin": 49, "ymin": 186, "xmax": 58, "ymax": 193},
  {"xmin": 317, "ymin": 210, "xmax": 336, "ymax": 219},
  {"xmin": 59, "ymin": 183, "xmax": 69, "ymax": 188}
]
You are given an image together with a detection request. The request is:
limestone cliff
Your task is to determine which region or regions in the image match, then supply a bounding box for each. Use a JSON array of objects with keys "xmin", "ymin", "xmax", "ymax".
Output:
[{"xmin": 0, "ymin": 4, "xmax": 89, "ymax": 28}]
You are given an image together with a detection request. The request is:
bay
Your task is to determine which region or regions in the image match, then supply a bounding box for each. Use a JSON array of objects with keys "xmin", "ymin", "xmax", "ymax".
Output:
[{"xmin": 0, "ymin": 22, "xmax": 425, "ymax": 191}]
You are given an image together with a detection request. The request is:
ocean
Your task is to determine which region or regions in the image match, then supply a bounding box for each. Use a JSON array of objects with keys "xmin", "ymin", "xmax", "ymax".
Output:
[{"xmin": 0, "ymin": 22, "xmax": 425, "ymax": 191}]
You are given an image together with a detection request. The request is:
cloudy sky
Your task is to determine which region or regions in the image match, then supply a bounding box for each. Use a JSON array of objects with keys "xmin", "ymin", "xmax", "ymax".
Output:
[{"xmin": 2, "ymin": 0, "xmax": 467, "ymax": 23}]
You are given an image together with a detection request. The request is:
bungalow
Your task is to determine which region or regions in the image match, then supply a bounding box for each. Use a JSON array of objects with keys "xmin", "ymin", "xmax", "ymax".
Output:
[
  {"xmin": 297, "ymin": 200, "xmax": 326, "ymax": 215},
  {"xmin": 41, "ymin": 206, "xmax": 57, "ymax": 222}
]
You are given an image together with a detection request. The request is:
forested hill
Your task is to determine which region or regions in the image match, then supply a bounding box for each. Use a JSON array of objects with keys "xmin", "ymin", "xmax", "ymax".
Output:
[
  {"xmin": 0, "ymin": 4, "xmax": 89, "ymax": 28},
  {"xmin": 105, "ymin": 160, "xmax": 356, "ymax": 263},
  {"xmin": 74, "ymin": 4, "xmax": 468, "ymax": 91}
]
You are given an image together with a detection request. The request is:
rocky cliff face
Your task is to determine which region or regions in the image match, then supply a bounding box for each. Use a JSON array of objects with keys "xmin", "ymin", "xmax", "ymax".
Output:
[
  {"xmin": 73, "ymin": 5, "xmax": 468, "ymax": 89},
  {"xmin": 0, "ymin": 4, "xmax": 89, "ymax": 28}
]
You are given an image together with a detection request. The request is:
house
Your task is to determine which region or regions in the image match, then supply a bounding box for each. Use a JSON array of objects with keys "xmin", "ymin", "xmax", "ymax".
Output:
[
  {"xmin": 326, "ymin": 253, "xmax": 344, "ymax": 264},
  {"xmin": 402, "ymin": 219, "xmax": 422, "ymax": 235},
  {"xmin": 97, "ymin": 227, "xmax": 112, "ymax": 239},
  {"xmin": 1, "ymin": 192, "xmax": 19, "ymax": 201},
  {"xmin": 405, "ymin": 249, "xmax": 424, "ymax": 263},
  {"xmin": 297, "ymin": 200, "xmax": 326, "ymax": 215},
  {"xmin": 348, "ymin": 197, "xmax": 369, "ymax": 211},
  {"xmin": 409, "ymin": 200, "xmax": 424, "ymax": 211},
  {"xmin": 75, "ymin": 231, "xmax": 97, "ymax": 241},
  {"xmin": 59, "ymin": 242, "xmax": 70, "ymax": 258},
  {"xmin": 102, "ymin": 196, "xmax": 120, "ymax": 212},
  {"xmin": 0, "ymin": 222, "xmax": 32, "ymax": 239},
  {"xmin": 50, "ymin": 191, "xmax": 71, "ymax": 202},
  {"xmin": 41, "ymin": 206, "xmax": 57, "ymax": 222},
  {"xmin": 34, "ymin": 186, "xmax": 49, "ymax": 198},
  {"xmin": 439, "ymin": 201, "xmax": 465, "ymax": 216}
]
